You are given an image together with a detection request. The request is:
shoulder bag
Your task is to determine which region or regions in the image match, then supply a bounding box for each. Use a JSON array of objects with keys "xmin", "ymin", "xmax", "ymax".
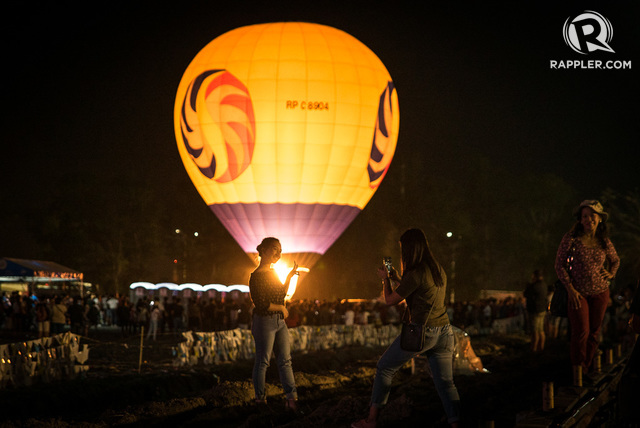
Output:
[
  {"xmin": 549, "ymin": 237, "xmax": 576, "ymax": 318},
  {"xmin": 400, "ymin": 286, "xmax": 441, "ymax": 352}
]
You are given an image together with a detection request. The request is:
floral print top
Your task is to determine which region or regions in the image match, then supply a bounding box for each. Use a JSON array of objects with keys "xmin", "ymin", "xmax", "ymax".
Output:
[
  {"xmin": 249, "ymin": 269, "xmax": 286, "ymax": 316},
  {"xmin": 555, "ymin": 232, "xmax": 620, "ymax": 296}
]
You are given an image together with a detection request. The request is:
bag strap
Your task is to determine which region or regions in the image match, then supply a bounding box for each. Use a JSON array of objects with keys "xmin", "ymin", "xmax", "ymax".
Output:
[
  {"xmin": 567, "ymin": 237, "xmax": 576, "ymax": 278},
  {"xmin": 425, "ymin": 286, "xmax": 441, "ymax": 325}
]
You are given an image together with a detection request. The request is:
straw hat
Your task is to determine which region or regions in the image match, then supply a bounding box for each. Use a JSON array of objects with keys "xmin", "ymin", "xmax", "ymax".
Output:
[{"xmin": 575, "ymin": 200, "xmax": 608, "ymax": 222}]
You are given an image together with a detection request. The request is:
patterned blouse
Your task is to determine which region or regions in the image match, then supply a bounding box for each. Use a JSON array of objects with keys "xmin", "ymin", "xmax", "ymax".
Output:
[
  {"xmin": 555, "ymin": 232, "xmax": 620, "ymax": 296},
  {"xmin": 249, "ymin": 269, "xmax": 286, "ymax": 316}
]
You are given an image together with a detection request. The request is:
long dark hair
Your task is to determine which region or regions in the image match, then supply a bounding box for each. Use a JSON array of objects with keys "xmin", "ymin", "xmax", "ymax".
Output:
[{"xmin": 400, "ymin": 228, "xmax": 444, "ymax": 288}]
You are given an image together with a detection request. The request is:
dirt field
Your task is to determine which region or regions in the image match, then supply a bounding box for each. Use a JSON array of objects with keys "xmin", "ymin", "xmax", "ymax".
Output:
[{"xmin": 0, "ymin": 328, "xmax": 575, "ymax": 427}]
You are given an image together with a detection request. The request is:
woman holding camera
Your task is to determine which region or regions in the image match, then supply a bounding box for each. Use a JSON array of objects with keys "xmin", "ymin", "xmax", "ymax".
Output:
[
  {"xmin": 249, "ymin": 237, "xmax": 299, "ymax": 411},
  {"xmin": 352, "ymin": 228, "xmax": 460, "ymax": 428}
]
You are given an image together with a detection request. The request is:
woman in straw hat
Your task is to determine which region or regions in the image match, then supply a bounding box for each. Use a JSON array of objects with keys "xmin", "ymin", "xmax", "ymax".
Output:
[{"xmin": 555, "ymin": 200, "xmax": 620, "ymax": 378}]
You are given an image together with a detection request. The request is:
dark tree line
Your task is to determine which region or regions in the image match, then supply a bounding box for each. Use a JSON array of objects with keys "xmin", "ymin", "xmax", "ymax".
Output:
[
  {"xmin": 299, "ymin": 155, "xmax": 638, "ymax": 302},
  {"xmin": 602, "ymin": 188, "xmax": 640, "ymax": 287},
  {"xmin": 2, "ymin": 157, "xmax": 637, "ymax": 300},
  {"xmin": 2, "ymin": 170, "xmax": 254, "ymax": 296}
]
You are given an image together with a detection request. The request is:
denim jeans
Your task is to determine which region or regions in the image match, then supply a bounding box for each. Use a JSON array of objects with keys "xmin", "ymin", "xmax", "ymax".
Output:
[
  {"xmin": 371, "ymin": 323, "xmax": 460, "ymax": 424},
  {"xmin": 251, "ymin": 313, "xmax": 297, "ymax": 400}
]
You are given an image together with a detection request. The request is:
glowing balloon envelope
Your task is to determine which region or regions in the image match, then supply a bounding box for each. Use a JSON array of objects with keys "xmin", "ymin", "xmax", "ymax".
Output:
[{"xmin": 174, "ymin": 22, "xmax": 399, "ymax": 268}]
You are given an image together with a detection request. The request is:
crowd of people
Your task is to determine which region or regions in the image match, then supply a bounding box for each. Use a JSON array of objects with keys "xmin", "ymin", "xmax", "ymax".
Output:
[
  {"xmin": 0, "ymin": 284, "xmax": 636, "ymax": 346},
  {"xmin": 0, "ymin": 291, "xmax": 255, "ymax": 340}
]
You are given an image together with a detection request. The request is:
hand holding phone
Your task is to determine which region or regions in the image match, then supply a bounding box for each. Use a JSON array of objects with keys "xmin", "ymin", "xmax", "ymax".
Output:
[{"xmin": 383, "ymin": 257, "xmax": 393, "ymax": 276}]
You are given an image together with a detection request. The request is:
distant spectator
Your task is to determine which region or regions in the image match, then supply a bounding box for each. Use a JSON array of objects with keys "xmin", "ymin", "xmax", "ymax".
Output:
[
  {"xmin": 10, "ymin": 292, "xmax": 24, "ymax": 332},
  {"xmin": 524, "ymin": 270, "xmax": 548, "ymax": 352},
  {"xmin": 147, "ymin": 303, "xmax": 161, "ymax": 341},
  {"xmin": 35, "ymin": 298, "xmax": 51, "ymax": 338},
  {"xmin": 106, "ymin": 295, "xmax": 118, "ymax": 326},
  {"xmin": 50, "ymin": 296, "xmax": 68, "ymax": 335},
  {"xmin": 227, "ymin": 299, "xmax": 240, "ymax": 329},
  {"xmin": 87, "ymin": 299, "xmax": 101, "ymax": 333},
  {"xmin": 201, "ymin": 299, "xmax": 215, "ymax": 331},
  {"xmin": 213, "ymin": 297, "xmax": 225, "ymax": 330},
  {"xmin": 344, "ymin": 304, "xmax": 355, "ymax": 326},
  {"xmin": 68, "ymin": 297, "xmax": 85, "ymax": 335},
  {"xmin": 117, "ymin": 297, "xmax": 131, "ymax": 337},
  {"xmin": 129, "ymin": 302, "xmax": 139, "ymax": 334},
  {"xmin": 137, "ymin": 301, "xmax": 149, "ymax": 333},
  {"xmin": 356, "ymin": 304, "xmax": 370, "ymax": 325},
  {"xmin": 238, "ymin": 297, "xmax": 252, "ymax": 330},
  {"xmin": 285, "ymin": 303, "xmax": 300, "ymax": 328},
  {"xmin": 173, "ymin": 297, "xmax": 184, "ymax": 334},
  {"xmin": 386, "ymin": 303, "xmax": 401, "ymax": 325},
  {"xmin": 0, "ymin": 292, "xmax": 7, "ymax": 329}
]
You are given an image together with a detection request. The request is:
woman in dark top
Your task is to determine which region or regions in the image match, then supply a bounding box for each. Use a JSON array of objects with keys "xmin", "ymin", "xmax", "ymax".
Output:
[
  {"xmin": 249, "ymin": 237, "xmax": 299, "ymax": 410},
  {"xmin": 352, "ymin": 228, "xmax": 460, "ymax": 428},
  {"xmin": 524, "ymin": 269, "xmax": 549, "ymax": 352}
]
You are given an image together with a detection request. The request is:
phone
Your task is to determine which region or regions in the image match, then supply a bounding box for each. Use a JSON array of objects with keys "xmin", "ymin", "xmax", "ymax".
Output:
[{"xmin": 383, "ymin": 257, "xmax": 393, "ymax": 275}]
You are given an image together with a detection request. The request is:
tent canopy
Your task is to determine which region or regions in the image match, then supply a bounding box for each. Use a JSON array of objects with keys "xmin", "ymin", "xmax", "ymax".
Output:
[{"xmin": 0, "ymin": 257, "xmax": 83, "ymax": 282}]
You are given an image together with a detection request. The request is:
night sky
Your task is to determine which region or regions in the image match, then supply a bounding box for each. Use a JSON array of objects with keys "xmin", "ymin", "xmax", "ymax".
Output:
[{"xmin": 2, "ymin": 2, "xmax": 638, "ymax": 295}]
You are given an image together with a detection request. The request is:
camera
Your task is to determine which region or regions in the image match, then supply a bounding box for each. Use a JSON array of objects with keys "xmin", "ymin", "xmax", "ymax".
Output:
[{"xmin": 383, "ymin": 257, "xmax": 393, "ymax": 275}]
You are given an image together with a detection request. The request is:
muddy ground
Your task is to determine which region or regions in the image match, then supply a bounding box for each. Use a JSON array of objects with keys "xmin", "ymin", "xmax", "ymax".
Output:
[{"xmin": 0, "ymin": 328, "xmax": 577, "ymax": 427}]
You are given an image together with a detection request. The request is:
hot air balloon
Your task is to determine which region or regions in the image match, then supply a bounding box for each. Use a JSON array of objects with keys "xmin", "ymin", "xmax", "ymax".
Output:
[{"xmin": 174, "ymin": 22, "xmax": 399, "ymax": 273}]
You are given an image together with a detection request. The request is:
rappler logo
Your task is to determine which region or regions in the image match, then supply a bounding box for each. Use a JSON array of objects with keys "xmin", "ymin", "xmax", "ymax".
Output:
[{"xmin": 563, "ymin": 10, "xmax": 614, "ymax": 54}]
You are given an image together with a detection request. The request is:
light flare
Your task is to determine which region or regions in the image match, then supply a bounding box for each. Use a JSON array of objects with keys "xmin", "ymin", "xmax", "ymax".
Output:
[{"xmin": 272, "ymin": 260, "xmax": 309, "ymax": 301}]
